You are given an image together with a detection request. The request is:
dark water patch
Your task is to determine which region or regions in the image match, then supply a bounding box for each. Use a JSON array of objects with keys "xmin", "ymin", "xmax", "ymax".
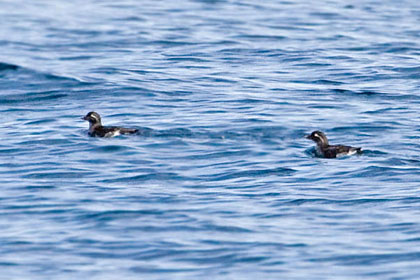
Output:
[
  {"xmin": 0, "ymin": 66, "xmax": 95, "ymax": 106},
  {"xmin": 59, "ymin": 55, "xmax": 102, "ymax": 61},
  {"xmin": 307, "ymin": 104, "xmax": 338, "ymax": 109},
  {"xmin": 200, "ymin": 239, "xmax": 307, "ymax": 249},
  {"xmin": 130, "ymin": 266, "xmax": 198, "ymax": 274},
  {"xmin": 5, "ymin": 209, "xmax": 71, "ymax": 217},
  {"xmin": 150, "ymin": 40, "xmax": 197, "ymax": 47},
  {"xmin": 22, "ymin": 185, "xmax": 56, "ymax": 190},
  {"xmin": 294, "ymin": 62, "xmax": 332, "ymax": 67},
  {"xmin": 200, "ymin": 223, "xmax": 253, "ymax": 233},
  {"xmin": 24, "ymin": 118, "xmax": 56, "ymax": 125},
  {"xmin": 0, "ymin": 107, "xmax": 49, "ymax": 112},
  {"xmin": 233, "ymin": 98, "xmax": 268, "ymax": 104},
  {"xmin": 100, "ymin": 172, "xmax": 188, "ymax": 183},
  {"xmin": 177, "ymin": 253, "xmax": 267, "ymax": 265},
  {"xmin": 112, "ymin": 15, "xmax": 147, "ymax": 22},
  {"xmin": 385, "ymin": 157, "xmax": 420, "ymax": 167},
  {"xmin": 309, "ymin": 11, "xmax": 342, "ymax": 19},
  {"xmin": 350, "ymin": 165, "xmax": 416, "ymax": 179},
  {"xmin": 3, "ymin": 201, "xmax": 71, "ymax": 211},
  {"xmin": 385, "ymin": 47, "xmax": 419, "ymax": 54},
  {"xmin": 332, "ymin": 88, "xmax": 383, "ymax": 96},
  {"xmin": 91, "ymin": 145, "xmax": 134, "ymax": 153},
  {"xmin": 279, "ymin": 198, "xmax": 397, "ymax": 207},
  {"xmin": 0, "ymin": 62, "xmax": 88, "ymax": 85},
  {"xmin": 117, "ymin": 225, "xmax": 203, "ymax": 233},
  {"xmin": 197, "ymin": 76, "xmax": 238, "ymax": 84},
  {"xmin": 0, "ymin": 92, "xmax": 68, "ymax": 104},
  {"xmin": 165, "ymin": 56, "xmax": 211, "ymax": 63},
  {"xmin": 358, "ymin": 222, "xmax": 418, "ymax": 234},
  {"xmin": 0, "ymin": 148, "xmax": 21, "ymax": 154},
  {"xmin": 22, "ymin": 171, "xmax": 94, "ymax": 179},
  {"xmin": 0, "ymin": 62, "xmax": 19, "ymax": 71},
  {"xmin": 78, "ymin": 209, "xmax": 166, "ymax": 222},
  {"xmin": 392, "ymin": 66, "xmax": 420, "ymax": 73},
  {"xmin": 122, "ymin": 69, "xmax": 151, "ymax": 75},
  {"xmin": 363, "ymin": 107, "xmax": 408, "ymax": 115},
  {"xmin": 312, "ymin": 79, "xmax": 345, "ymax": 85},
  {"xmin": 205, "ymin": 167, "xmax": 295, "ymax": 182},
  {"xmin": 233, "ymin": 34, "xmax": 286, "ymax": 41},
  {"xmin": 310, "ymin": 252, "xmax": 420, "ymax": 266},
  {"xmin": 93, "ymin": 67, "xmax": 124, "ymax": 75},
  {"xmin": 331, "ymin": 125, "xmax": 396, "ymax": 133},
  {"xmin": 0, "ymin": 262, "xmax": 18, "ymax": 266},
  {"xmin": 2, "ymin": 165, "xmax": 61, "ymax": 176}
]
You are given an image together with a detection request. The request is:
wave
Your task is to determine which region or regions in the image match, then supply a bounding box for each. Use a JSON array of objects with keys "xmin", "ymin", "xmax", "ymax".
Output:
[
  {"xmin": 0, "ymin": 61, "xmax": 91, "ymax": 83},
  {"xmin": 0, "ymin": 62, "xmax": 19, "ymax": 71},
  {"xmin": 0, "ymin": 61, "xmax": 94, "ymax": 104}
]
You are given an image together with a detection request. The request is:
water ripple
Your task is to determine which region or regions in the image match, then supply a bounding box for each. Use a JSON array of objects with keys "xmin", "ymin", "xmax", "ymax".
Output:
[{"xmin": 0, "ymin": 0, "xmax": 419, "ymax": 279}]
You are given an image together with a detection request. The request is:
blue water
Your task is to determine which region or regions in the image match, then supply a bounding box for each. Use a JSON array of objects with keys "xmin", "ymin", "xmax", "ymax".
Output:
[{"xmin": 1, "ymin": 0, "xmax": 419, "ymax": 279}]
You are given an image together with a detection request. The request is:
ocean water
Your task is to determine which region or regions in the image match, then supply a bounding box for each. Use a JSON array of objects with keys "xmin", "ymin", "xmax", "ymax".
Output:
[{"xmin": 0, "ymin": 0, "xmax": 419, "ymax": 279}]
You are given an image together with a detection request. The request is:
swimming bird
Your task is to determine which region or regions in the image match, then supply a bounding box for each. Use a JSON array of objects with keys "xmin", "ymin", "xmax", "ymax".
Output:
[
  {"xmin": 306, "ymin": 130, "xmax": 362, "ymax": 158},
  {"xmin": 82, "ymin": 111, "xmax": 138, "ymax": 137}
]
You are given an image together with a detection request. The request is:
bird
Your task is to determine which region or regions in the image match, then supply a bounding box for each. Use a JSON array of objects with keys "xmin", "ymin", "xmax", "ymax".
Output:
[
  {"xmin": 82, "ymin": 111, "xmax": 138, "ymax": 137},
  {"xmin": 306, "ymin": 130, "xmax": 362, "ymax": 158}
]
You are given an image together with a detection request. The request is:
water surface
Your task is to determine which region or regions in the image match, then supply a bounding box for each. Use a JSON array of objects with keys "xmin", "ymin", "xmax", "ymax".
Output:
[{"xmin": 0, "ymin": 0, "xmax": 419, "ymax": 279}]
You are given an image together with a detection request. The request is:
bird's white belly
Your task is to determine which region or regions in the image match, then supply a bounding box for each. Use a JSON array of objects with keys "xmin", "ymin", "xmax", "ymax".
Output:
[{"xmin": 105, "ymin": 130, "xmax": 120, "ymax": 137}]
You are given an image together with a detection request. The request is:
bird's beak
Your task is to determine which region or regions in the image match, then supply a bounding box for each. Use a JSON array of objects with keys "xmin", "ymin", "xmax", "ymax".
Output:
[
  {"xmin": 305, "ymin": 134, "xmax": 311, "ymax": 139},
  {"xmin": 82, "ymin": 116, "xmax": 88, "ymax": 120}
]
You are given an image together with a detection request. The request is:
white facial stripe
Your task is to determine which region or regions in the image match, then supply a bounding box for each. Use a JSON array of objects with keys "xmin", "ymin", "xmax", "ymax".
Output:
[{"xmin": 90, "ymin": 114, "xmax": 99, "ymax": 121}]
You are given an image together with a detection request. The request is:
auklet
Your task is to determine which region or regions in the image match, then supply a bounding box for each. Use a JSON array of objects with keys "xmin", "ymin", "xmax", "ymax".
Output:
[
  {"xmin": 82, "ymin": 111, "xmax": 138, "ymax": 137},
  {"xmin": 306, "ymin": 130, "xmax": 362, "ymax": 158}
]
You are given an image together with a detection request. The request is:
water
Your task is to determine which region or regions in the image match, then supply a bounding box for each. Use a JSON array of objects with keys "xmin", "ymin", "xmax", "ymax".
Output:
[{"xmin": 1, "ymin": 0, "xmax": 419, "ymax": 279}]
